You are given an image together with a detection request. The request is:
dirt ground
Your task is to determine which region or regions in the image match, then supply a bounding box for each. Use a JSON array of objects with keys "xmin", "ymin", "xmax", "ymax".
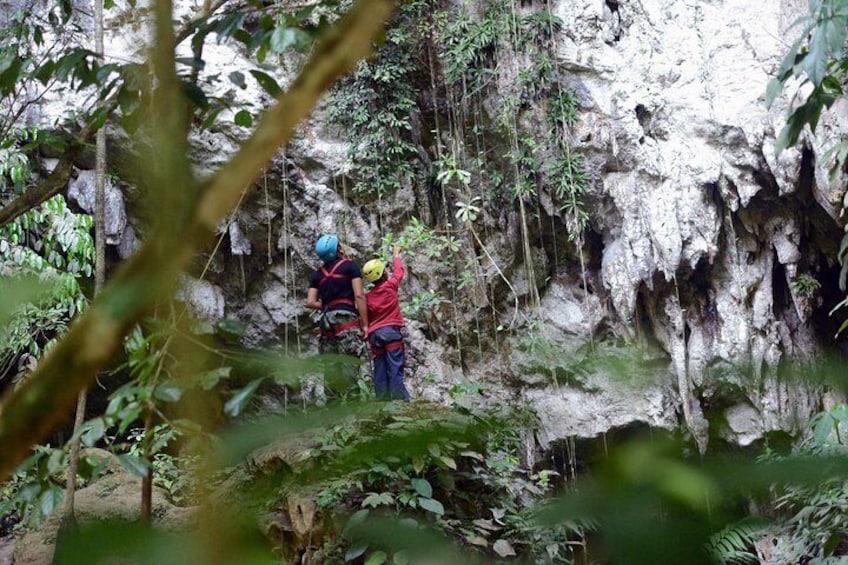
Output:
[{"xmin": 0, "ymin": 536, "xmax": 16, "ymax": 565}]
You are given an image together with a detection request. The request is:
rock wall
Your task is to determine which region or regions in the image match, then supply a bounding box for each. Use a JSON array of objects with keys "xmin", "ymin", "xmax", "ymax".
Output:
[
  {"xmin": 15, "ymin": 0, "xmax": 847, "ymax": 450},
  {"xmin": 542, "ymin": 0, "xmax": 845, "ymax": 449}
]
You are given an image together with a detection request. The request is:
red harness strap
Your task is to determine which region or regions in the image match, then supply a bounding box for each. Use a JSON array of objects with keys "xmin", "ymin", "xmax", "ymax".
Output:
[
  {"xmin": 318, "ymin": 258, "xmax": 356, "ymax": 311},
  {"xmin": 318, "ymin": 258, "xmax": 351, "ymax": 288},
  {"xmin": 320, "ymin": 318, "xmax": 361, "ymax": 338},
  {"xmin": 371, "ymin": 340, "xmax": 404, "ymax": 357},
  {"xmin": 326, "ymin": 297, "xmax": 355, "ymax": 308}
]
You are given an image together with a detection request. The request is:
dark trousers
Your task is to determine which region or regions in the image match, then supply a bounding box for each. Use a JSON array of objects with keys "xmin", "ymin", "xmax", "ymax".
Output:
[{"xmin": 369, "ymin": 326, "xmax": 409, "ymax": 401}]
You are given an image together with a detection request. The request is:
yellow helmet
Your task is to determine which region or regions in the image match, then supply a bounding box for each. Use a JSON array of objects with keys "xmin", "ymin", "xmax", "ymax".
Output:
[{"xmin": 362, "ymin": 259, "xmax": 385, "ymax": 282}]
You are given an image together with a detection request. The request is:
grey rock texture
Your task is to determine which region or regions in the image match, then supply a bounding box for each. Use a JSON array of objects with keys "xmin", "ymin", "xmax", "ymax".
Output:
[
  {"xmin": 175, "ymin": 275, "xmax": 226, "ymax": 322},
  {"xmin": 67, "ymin": 170, "xmax": 127, "ymax": 245},
  {"xmin": 12, "ymin": 0, "xmax": 847, "ymax": 451},
  {"xmin": 542, "ymin": 0, "xmax": 837, "ymax": 448},
  {"xmin": 160, "ymin": 0, "xmax": 844, "ymax": 450}
]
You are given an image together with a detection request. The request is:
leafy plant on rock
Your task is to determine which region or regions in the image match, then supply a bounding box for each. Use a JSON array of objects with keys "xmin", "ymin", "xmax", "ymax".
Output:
[
  {"xmin": 791, "ymin": 272, "xmax": 822, "ymax": 299},
  {"xmin": 326, "ymin": 2, "xmax": 424, "ymax": 199},
  {"xmin": 767, "ymin": 0, "xmax": 848, "ymax": 332},
  {"xmin": 0, "ymin": 445, "xmax": 67, "ymax": 531},
  {"xmin": 0, "ymin": 193, "xmax": 93, "ymax": 381},
  {"xmin": 759, "ymin": 405, "xmax": 848, "ymax": 563},
  {"xmin": 438, "ymin": 0, "xmax": 507, "ymax": 90},
  {"xmin": 294, "ymin": 403, "xmax": 586, "ymax": 564}
]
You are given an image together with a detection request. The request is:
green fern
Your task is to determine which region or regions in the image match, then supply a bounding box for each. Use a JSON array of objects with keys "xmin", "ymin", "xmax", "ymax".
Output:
[{"xmin": 707, "ymin": 520, "xmax": 767, "ymax": 564}]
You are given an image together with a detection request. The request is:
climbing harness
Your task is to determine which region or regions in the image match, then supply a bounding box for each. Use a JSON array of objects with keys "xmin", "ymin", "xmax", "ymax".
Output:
[
  {"xmin": 317, "ymin": 258, "xmax": 355, "ymax": 310},
  {"xmin": 316, "ymin": 258, "xmax": 360, "ymax": 337},
  {"xmin": 370, "ymin": 340, "xmax": 404, "ymax": 357},
  {"xmin": 320, "ymin": 317, "xmax": 361, "ymax": 338}
]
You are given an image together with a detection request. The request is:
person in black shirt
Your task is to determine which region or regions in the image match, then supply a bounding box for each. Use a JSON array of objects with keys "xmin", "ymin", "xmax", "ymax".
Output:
[{"xmin": 306, "ymin": 234, "xmax": 369, "ymax": 390}]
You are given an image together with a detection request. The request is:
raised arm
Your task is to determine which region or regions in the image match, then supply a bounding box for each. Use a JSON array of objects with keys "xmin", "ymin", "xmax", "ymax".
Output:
[{"xmin": 392, "ymin": 244, "xmax": 405, "ymax": 284}]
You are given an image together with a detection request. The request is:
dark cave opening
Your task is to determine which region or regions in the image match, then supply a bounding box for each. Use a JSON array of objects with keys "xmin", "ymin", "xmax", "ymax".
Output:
[
  {"xmin": 545, "ymin": 422, "xmax": 665, "ymax": 477},
  {"xmin": 810, "ymin": 254, "xmax": 848, "ymax": 356},
  {"xmin": 771, "ymin": 253, "xmax": 791, "ymax": 321}
]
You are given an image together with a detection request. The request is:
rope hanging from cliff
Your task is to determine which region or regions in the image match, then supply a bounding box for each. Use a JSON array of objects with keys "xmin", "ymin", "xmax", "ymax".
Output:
[{"xmin": 281, "ymin": 151, "xmax": 302, "ymax": 354}]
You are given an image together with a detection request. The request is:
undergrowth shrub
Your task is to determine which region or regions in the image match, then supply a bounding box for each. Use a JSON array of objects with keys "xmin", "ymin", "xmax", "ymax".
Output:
[{"xmin": 288, "ymin": 401, "xmax": 587, "ymax": 564}]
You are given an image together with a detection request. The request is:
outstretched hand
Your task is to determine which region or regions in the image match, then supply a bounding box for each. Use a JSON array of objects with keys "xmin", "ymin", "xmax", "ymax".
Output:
[{"xmin": 393, "ymin": 244, "xmax": 402, "ymax": 257}]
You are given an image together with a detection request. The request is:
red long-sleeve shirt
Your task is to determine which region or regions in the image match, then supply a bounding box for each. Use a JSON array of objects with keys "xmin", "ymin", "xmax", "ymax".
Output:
[{"xmin": 366, "ymin": 256, "xmax": 405, "ymax": 335}]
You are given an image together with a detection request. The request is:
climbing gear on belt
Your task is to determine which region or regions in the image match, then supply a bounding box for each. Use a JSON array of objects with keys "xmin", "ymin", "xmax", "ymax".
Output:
[
  {"xmin": 320, "ymin": 317, "xmax": 361, "ymax": 337},
  {"xmin": 362, "ymin": 258, "xmax": 385, "ymax": 283},
  {"xmin": 315, "ymin": 234, "xmax": 339, "ymax": 262}
]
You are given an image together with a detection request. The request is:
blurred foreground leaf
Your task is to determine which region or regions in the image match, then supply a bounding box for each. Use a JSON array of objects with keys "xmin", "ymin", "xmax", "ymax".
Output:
[
  {"xmin": 535, "ymin": 438, "xmax": 848, "ymax": 565},
  {"xmin": 0, "ymin": 275, "xmax": 53, "ymax": 326}
]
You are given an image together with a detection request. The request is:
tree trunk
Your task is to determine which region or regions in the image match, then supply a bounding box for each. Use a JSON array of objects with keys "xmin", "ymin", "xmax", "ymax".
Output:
[
  {"xmin": 53, "ymin": 0, "xmax": 106, "ymax": 556},
  {"xmin": 140, "ymin": 408, "xmax": 153, "ymax": 524}
]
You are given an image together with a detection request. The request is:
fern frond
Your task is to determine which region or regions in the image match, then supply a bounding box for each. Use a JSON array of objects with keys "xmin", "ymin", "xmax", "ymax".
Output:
[{"xmin": 707, "ymin": 519, "xmax": 769, "ymax": 565}]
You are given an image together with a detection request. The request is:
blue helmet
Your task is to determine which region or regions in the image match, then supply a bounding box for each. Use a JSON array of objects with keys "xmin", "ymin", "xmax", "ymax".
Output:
[{"xmin": 315, "ymin": 234, "xmax": 339, "ymax": 262}]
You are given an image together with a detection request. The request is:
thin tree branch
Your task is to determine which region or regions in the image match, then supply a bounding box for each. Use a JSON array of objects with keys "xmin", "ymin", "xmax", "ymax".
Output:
[
  {"xmin": 0, "ymin": 97, "xmax": 118, "ymax": 230},
  {"xmin": 0, "ymin": 156, "xmax": 76, "ymax": 229},
  {"xmin": 174, "ymin": 0, "xmax": 230, "ymax": 45},
  {"xmin": 0, "ymin": 0, "xmax": 396, "ymax": 480}
]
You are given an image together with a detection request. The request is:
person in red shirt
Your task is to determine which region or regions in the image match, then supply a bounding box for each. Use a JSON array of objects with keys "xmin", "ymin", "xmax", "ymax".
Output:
[{"xmin": 362, "ymin": 245, "xmax": 409, "ymax": 401}]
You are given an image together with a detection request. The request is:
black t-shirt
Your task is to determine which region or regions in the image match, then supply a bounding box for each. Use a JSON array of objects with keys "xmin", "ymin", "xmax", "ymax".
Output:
[{"xmin": 308, "ymin": 258, "xmax": 362, "ymax": 313}]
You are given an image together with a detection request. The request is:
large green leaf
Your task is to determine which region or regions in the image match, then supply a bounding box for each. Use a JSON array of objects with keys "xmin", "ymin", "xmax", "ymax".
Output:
[
  {"xmin": 39, "ymin": 485, "xmax": 63, "ymax": 516},
  {"xmin": 249, "ymin": 70, "xmax": 282, "ymax": 97},
  {"xmin": 417, "ymin": 497, "xmax": 444, "ymax": 515},
  {"xmin": 269, "ymin": 27, "xmax": 311, "ymax": 53},
  {"xmin": 410, "ymin": 478, "xmax": 432, "ymax": 498},
  {"xmin": 182, "ymin": 81, "xmax": 209, "ymax": 110},
  {"xmin": 765, "ymin": 78, "xmax": 784, "ymax": 108},
  {"xmin": 0, "ymin": 56, "xmax": 23, "ymax": 96},
  {"xmin": 224, "ymin": 378, "xmax": 264, "ymax": 417},
  {"xmin": 153, "ymin": 384, "xmax": 182, "ymax": 403},
  {"xmin": 804, "ymin": 27, "xmax": 828, "ymax": 86},
  {"xmin": 364, "ymin": 551, "xmax": 388, "ymax": 565},
  {"xmin": 81, "ymin": 417, "xmax": 106, "ymax": 447},
  {"xmin": 116, "ymin": 454, "xmax": 150, "ymax": 478},
  {"xmin": 198, "ymin": 366, "xmax": 231, "ymax": 390},
  {"xmin": 234, "ymin": 109, "xmax": 253, "ymax": 127},
  {"xmin": 344, "ymin": 509, "xmax": 370, "ymax": 536},
  {"xmin": 54, "ymin": 49, "xmax": 87, "ymax": 82},
  {"xmin": 345, "ymin": 541, "xmax": 368, "ymax": 562}
]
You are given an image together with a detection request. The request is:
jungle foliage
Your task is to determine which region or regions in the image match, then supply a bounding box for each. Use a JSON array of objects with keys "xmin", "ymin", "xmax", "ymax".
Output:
[{"xmin": 0, "ymin": 0, "xmax": 847, "ymax": 564}]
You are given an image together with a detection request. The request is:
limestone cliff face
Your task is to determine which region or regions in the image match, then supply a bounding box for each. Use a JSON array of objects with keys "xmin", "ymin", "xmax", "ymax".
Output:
[
  {"xmin": 530, "ymin": 0, "xmax": 846, "ymax": 449},
  {"xmin": 22, "ymin": 0, "xmax": 847, "ymax": 449},
  {"xmin": 537, "ymin": 0, "xmax": 847, "ymax": 449}
]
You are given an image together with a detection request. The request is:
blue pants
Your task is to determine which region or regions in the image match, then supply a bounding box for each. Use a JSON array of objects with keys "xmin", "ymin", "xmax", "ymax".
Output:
[{"xmin": 369, "ymin": 326, "xmax": 409, "ymax": 401}]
